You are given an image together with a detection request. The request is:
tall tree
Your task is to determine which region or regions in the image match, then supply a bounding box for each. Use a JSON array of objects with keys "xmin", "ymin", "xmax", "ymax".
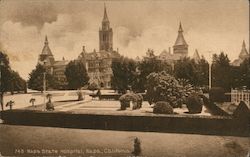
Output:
[
  {"xmin": 0, "ymin": 51, "xmax": 11, "ymax": 110},
  {"xmin": 65, "ymin": 60, "xmax": 89, "ymax": 89},
  {"xmin": 0, "ymin": 51, "xmax": 26, "ymax": 110},
  {"xmin": 238, "ymin": 57, "xmax": 250, "ymax": 89},
  {"xmin": 174, "ymin": 57, "xmax": 199, "ymax": 86},
  {"xmin": 111, "ymin": 56, "xmax": 137, "ymax": 93},
  {"xmin": 10, "ymin": 70, "xmax": 27, "ymax": 94},
  {"xmin": 28, "ymin": 64, "xmax": 58, "ymax": 91},
  {"xmin": 196, "ymin": 58, "xmax": 209, "ymax": 87},
  {"xmin": 212, "ymin": 52, "xmax": 231, "ymax": 91},
  {"xmin": 137, "ymin": 51, "xmax": 172, "ymax": 92}
]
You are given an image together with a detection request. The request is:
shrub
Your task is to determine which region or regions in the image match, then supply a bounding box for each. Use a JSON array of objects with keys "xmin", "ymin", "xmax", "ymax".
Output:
[
  {"xmin": 88, "ymin": 82, "xmax": 99, "ymax": 92},
  {"xmin": 46, "ymin": 94, "xmax": 54, "ymax": 111},
  {"xmin": 186, "ymin": 93, "xmax": 203, "ymax": 114},
  {"xmin": 136, "ymin": 93, "xmax": 143, "ymax": 108},
  {"xmin": 146, "ymin": 71, "xmax": 194, "ymax": 108},
  {"xmin": 153, "ymin": 101, "xmax": 174, "ymax": 114},
  {"xmin": 46, "ymin": 101, "xmax": 54, "ymax": 111},
  {"xmin": 209, "ymin": 87, "xmax": 225, "ymax": 102},
  {"xmin": 77, "ymin": 90, "xmax": 84, "ymax": 101},
  {"xmin": 119, "ymin": 93, "xmax": 142, "ymax": 110}
]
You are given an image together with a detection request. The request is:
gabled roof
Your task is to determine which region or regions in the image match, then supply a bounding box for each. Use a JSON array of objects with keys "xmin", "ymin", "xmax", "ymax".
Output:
[
  {"xmin": 174, "ymin": 22, "xmax": 188, "ymax": 46},
  {"xmin": 193, "ymin": 49, "xmax": 201, "ymax": 62}
]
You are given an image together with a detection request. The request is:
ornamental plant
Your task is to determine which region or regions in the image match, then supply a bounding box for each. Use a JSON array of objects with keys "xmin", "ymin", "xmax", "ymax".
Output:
[
  {"xmin": 119, "ymin": 93, "xmax": 143, "ymax": 110},
  {"xmin": 146, "ymin": 71, "xmax": 194, "ymax": 108},
  {"xmin": 153, "ymin": 101, "xmax": 174, "ymax": 114}
]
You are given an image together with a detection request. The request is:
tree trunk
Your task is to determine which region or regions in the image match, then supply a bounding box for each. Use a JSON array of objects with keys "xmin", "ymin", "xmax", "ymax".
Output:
[{"xmin": 0, "ymin": 93, "xmax": 4, "ymax": 111}]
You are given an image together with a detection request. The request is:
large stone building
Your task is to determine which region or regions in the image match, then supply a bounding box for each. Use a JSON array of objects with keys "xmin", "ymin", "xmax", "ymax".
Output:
[
  {"xmin": 232, "ymin": 40, "xmax": 249, "ymax": 66},
  {"xmin": 38, "ymin": 36, "xmax": 69, "ymax": 89},
  {"xmin": 158, "ymin": 22, "xmax": 189, "ymax": 63},
  {"xmin": 77, "ymin": 5, "xmax": 120, "ymax": 88}
]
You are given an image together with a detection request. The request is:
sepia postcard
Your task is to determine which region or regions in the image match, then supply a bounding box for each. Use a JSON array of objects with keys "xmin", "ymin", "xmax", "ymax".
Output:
[{"xmin": 0, "ymin": 0, "xmax": 249, "ymax": 157}]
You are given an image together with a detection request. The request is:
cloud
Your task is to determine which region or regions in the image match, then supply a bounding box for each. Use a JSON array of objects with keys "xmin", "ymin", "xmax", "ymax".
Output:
[{"xmin": 0, "ymin": 0, "xmax": 248, "ymax": 80}]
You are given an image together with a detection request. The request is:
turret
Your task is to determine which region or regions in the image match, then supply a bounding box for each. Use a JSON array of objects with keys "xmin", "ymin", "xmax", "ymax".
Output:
[
  {"xmin": 99, "ymin": 4, "xmax": 113, "ymax": 52},
  {"xmin": 38, "ymin": 35, "xmax": 55, "ymax": 66},
  {"xmin": 239, "ymin": 40, "xmax": 249, "ymax": 60},
  {"xmin": 173, "ymin": 22, "xmax": 188, "ymax": 58}
]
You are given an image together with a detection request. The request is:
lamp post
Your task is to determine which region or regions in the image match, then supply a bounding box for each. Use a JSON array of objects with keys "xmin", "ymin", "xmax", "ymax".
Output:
[
  {"xmin": 208, "ymin": 51, "xmax": 212, "ymax": 89},
  {"xmin": 205, "ymin": 51, "xmax": 212, "ymax": 90},
  {"xmin": 209, "ymin": 58, "xmax": 212, "ymax": 90},
  {"xmin": 43, "ymin": 61, "xmax": 47, "ymax": 105}
]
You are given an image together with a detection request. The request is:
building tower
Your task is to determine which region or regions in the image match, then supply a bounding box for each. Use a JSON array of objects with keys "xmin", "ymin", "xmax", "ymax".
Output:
[
  {"xmin": 239, "ymin": 40, "xmax": 249, "ymax": 60},
  {"xmin": 38, "ymin": 35, "xmax": 55, "ymax": 67},
  {"xmin": 173, "ymin": 22, "xmax": 188, "ymax": 58},
  {"xmin": 99, "ymin": 4, "xmax": 113, "ymax": 52}
]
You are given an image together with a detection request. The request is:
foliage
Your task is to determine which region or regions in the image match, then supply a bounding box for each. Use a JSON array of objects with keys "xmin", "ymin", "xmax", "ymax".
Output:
[
  {"xmin": 65, "ymin": 60, "xmax": 89, "ymax": 89},
  {"xmin": 153, "ymin": 101, "xmax": 174, "ymax": 114},
  {"xmin": 119, "ymin": 93, "xmax": 142, "ymax": 110},
  {"xmin": 88, "ymin": 82, "xmax": 99, "ymax": 92},
  {"xmin": 196, "ymin": 58, "xmax": 209, "ymax": 87},
  {"xmin": 238, "ymin": 57, "xmax": 250, "ymax": 89},
  {"xmin": 29, "ymin": 98, "xmax": 36, "ymax": 107},
  {"xmin": 146, "ymin": 71, "xmax": 186, "ymax": 107},
  {"xmin": 28, "ymin": 64, "xmax": 58, "ymax": 91},
  {"xmin": 77, "ymin": 90, "xmax": 84, "ymax": 101},
  {"xmin": 209, "ymin": 87, "xmax": 225, "ymax": 103},
  {"xmin": 136, "ymin": 52, "xmax": 172, "ymax": 92},
  {"xmin": 0, "ymin": 51, "xmax": 26, "ymax": 110},
  {"xmin": 212, "ymin": 52, "xmax": 231, "ymax": 91},
  {"xmin": 186, "ymin": 93, "xmax": 203, "ymax": 114},
  {"xmin": 174, "ymin": 57, "xmax": 209, "ymax": 88},
  {"xmin": 174, "ymin": 57, "xmax": 198, "ymax": 86},
  {"xmin": 46, "ymin": 93, "xmax": 54, "ymax": 111},
  {"xmin": 0, "ymin": 52, "xmax": 26, "ymax": 93},
  {"xmin": 5, "ymin": 100, "xmax": 14, "ymax": 110},
  {"xmin": 111, "ymin": 56, "xmax": 137, "ymax": 94}
]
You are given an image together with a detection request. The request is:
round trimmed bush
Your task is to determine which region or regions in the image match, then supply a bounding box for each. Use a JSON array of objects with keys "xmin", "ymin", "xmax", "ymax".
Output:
[
  {"xmin": 153, "ymin": 101, "xmax": 174, "ymax": 114},
  {"xmin": 119, "ymin": 93, "xmax": 142, "ymax": 110},
  {"xmin": 186, "ymin": 93, "xmax": 203, "ymax": 114}
]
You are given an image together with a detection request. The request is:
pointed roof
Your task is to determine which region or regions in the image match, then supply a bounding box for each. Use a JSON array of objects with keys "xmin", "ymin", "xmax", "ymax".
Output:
[
  {"xmin": 41, "ymin": 35, "xmax": 53, "ymax": 56},
  {"xmin": 239, "ymin": 40, "xmax": 249, "ymax": 60},
  {"xmin": 103, "ymin": 3, "xmax": 109, "ymax": 22},
  {"xmin": 193, "ymin": 49, "xmax": 201, "ymax": 62},
  {"xmin": 174, "ymin": 22, "xmax": 188, "ymax": 46}
]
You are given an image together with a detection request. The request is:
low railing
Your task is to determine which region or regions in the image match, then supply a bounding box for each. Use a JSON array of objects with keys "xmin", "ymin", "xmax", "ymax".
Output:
[{"xmin": 231, "ymin": 89, "xmax": 250, "ymax": 107}]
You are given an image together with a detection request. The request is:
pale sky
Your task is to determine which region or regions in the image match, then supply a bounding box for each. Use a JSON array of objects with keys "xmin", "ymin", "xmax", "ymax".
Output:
[{"xmin": 0, "ymin": 0, "xmax": 249, "ymax": 79}]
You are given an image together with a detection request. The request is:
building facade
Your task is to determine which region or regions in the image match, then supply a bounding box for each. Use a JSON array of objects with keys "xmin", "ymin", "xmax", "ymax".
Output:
[
  {"xmin": 38, "ymin": 36, "xmax": 69, "ymax": 89},
  {"xmin": 77, "ymin": 5, "xmax": 120, "ymax": 88}
]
